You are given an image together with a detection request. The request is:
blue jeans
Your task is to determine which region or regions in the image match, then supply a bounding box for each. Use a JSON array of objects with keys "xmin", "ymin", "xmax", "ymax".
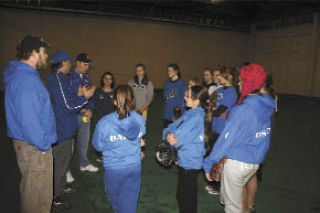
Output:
[
  {"xmin": 77, "ymin": 114, "xmax": 90, "ymax": 167},
  {"xmin": 104, "ymin": 164, "xmax": 141, "ymax": 213}
]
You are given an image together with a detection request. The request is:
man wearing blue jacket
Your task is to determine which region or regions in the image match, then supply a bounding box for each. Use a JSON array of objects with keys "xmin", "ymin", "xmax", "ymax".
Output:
[
  {"xmin": 70, "ymin": 53, "xmax": 98, "ymax": 172},
  {"xmin": 4, "ymin": 35, "xmax": 57, "ymax": 213},
  {"xmin": 47, "ymin": 50, "xmax": 96, "ymax": 209}
]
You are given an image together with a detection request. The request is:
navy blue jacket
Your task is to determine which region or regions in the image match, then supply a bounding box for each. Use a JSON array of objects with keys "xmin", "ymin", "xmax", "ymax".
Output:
[
  {"xmin": 203, "ymin": 94, "xmax": 276, "ymax": 173},
  {"xmin": 162, "ymin": 79, "xmax": 187, "ymax": 121},
  {"xmin": 70, "ymin": 69, "xmax": 94, "ymax": 111},
  {"xmin": 47, "ymin": 70, "xmax": 87, "ymax": 144},
  {"xmin": 4, "ymin": 61, "xmax": 57, "ymax": 151},
  {"xmin": 162, "ymin": 107, "xmax": 206, "ymax": 170}
]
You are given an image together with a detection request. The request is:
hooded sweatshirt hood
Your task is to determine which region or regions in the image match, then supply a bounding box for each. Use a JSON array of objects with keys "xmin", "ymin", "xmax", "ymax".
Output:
[
  {"xmin": 114, "ymin": 112, "xmax": 141, "ymax": 141},
  {"xmin": 4, "ymin": 60, "xmax": 36, "ymax": 84},
  {"xmin": 243, "ymin": 94, "xmax": 276, "ymax": 123}
]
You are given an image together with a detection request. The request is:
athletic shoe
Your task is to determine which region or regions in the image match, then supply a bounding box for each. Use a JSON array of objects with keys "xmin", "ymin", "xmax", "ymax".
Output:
[
  {"xmin": 205, "ymin": 185, "xmax": 212, "ymax": 191},
  {"xmin": 63, "ymin": 185, "xmax": 77, "ymax": 194},
  {"xmin": 52, "ymin": 197, "xmax": 71, "ymax": 209},
  {"xmin": 207, "ymin": 187, "xmax": 219, "ymax": 196},
  {"xmin": 249, "ymin": 205, "xmax": 256, "ymax": 213},
  {"xmin": 141, "ymin": 151, "xmax": 145, "ymax": 160},
  {"xmin": 66, "ymin": 171, "xmax": 75, "ymax": 183},
  {"xmin": 80, "ymin": 164, "xmax": 99, "ymax": 172},
  {"xmin": 96, "ymin": 156, "xmax": 103, "ymax": 163}
]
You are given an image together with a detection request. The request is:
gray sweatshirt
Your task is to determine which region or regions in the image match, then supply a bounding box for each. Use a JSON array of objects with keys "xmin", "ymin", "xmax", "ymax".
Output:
[{"xmin": 128, "ymin": 79, "xmax": 154, "ymax": 110}]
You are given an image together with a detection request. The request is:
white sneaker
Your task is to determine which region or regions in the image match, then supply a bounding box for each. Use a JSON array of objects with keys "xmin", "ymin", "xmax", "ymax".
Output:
[
  {"xmin": 66, "ymin": 171, "xmax": 75, "ymax": 183},
  {"xmin": 80, "ymin": 164, "xmax": 99, "ymax": 172}
]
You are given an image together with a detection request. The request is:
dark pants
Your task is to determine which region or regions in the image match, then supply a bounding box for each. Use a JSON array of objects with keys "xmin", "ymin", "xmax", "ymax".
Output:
[
  {"xmin": 163, "ymin": 119, "xmax": 172, "ymax": 129},
  {"xmin": 177, "ymin": 167, "xmax": 200, "ymax": 213},
  {"xmin": 53, "ymin": 139, "xmax": 74, "ymax": 198}
]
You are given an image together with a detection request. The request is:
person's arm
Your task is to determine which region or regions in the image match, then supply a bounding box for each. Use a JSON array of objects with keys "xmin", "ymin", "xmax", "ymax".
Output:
[
  {"xmin": 168, "ymin": 117, "xmax": 200, "ymax": 148},
  {"xmin": 49, "ymin": 72, "xmax": 88, "ymax": 114},
  {"xmin": 203, "ymin": 107, "xmax": 248, "ymax": 173},
  {"xmin": 16, "ymin": 85, "xmax": 56, "ymax": 152},
  {"xmin": 162, "ymin": 116, "xmax": 184, "ymax": 140},
  {"xmin": 212, "ymin": 105, "xmax": 228, "ymax": 117},
  {"xmin": 92, "ymin": 117, "xmax": 110, "ymax": 152},
  {"xmin": 140, "ymin": 81, "xmax": 154, "ymax": 112},
  {"xmin": 84, "ymin": 76, "xmax": 95, "ymax": 111}
]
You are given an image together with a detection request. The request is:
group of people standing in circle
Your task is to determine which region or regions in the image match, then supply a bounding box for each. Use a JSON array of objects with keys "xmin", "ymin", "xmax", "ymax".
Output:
[{"xmin": 4, "ymin": 35, "xmax": 276, "ymax": 213}]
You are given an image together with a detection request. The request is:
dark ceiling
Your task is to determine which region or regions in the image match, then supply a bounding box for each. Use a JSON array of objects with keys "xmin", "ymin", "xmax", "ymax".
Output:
[{"xmin": 1, "ymin": 1, "xmax": 320, "ymax": 32}]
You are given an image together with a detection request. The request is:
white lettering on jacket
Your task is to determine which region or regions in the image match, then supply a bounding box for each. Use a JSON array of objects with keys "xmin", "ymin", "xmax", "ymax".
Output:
[
  {"xmin": 255, "ymin": 128, "xmax": 271, "ymax": 138},
  {"xmin": 109, "ymin": 134, "xmax": 127, "ymax": 142}
]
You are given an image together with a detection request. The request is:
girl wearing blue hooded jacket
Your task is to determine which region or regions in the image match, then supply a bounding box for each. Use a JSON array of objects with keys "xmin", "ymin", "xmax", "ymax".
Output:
[
  {"xmin": 163, "ymin": 85, "xmax": 212, "ymax": 213},
  {"xmin": 203, "ymin": 64, "xmax": 276, "ymax": 213},
  {"xmin": 92, "ymin": 85, "xmax": 145, "ymax": 213}
]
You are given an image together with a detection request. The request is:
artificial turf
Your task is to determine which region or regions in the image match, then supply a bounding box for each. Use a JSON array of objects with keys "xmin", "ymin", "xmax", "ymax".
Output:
[{"xmin": 1, "ymin": 91, "xmax": 320, "ymax": 213}]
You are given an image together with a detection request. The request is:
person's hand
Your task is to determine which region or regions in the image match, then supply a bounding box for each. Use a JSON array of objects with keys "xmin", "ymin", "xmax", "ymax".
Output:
[
  {"xmin": 84, "ymin": 109, "xmax": 93, "ymax": 120},
  {"xmin": 205, "ymin": 173, "xmax": 213, "ymax": 182},
  {"xmin": 77, "ymin": 86, "xmax": 84, "ymax": 96},
  {"xmin": 166, "ymin": 133, "xmax": 178, "ymax": 145},
  {"xmin": 220, "ymin": 112, "xmax": 227, "ymax": 119},
  {"xmin": 83, "ymin": 85, "xmax": 96, "ymax": 99}
]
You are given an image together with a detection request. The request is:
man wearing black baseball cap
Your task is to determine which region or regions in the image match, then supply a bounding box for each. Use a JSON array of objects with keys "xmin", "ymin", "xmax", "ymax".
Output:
[
  {"xmin": 3, "ymin": 35, "xmax": 57, "ymax": 213},
  {"xmin": 69, "ymin": 53, "xmax": 99, "ymax": 175}
]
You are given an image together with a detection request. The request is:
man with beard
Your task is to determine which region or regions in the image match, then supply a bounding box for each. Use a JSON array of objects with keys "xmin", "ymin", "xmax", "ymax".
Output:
[{"xmin": 3, "ymin": 35, "xmax": 57, "ymax": 213}]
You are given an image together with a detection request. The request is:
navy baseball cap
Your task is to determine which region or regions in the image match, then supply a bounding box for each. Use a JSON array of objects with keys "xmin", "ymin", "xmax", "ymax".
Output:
[{"xmin": 51, "ymin": 50, "xmax": 75, "ymax": 64}]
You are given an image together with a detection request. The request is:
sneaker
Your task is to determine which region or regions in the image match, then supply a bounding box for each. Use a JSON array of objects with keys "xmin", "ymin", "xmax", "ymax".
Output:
[
  {"xmin": 249, "ymin": 205, "xmax": 256, "ymax": 213},
  {"xmin": 96, "ymin": 156, "xmax": 103, "ymax": 163},
  {"xmin": 80, "ymin": 164, "xmax": 99, "ymax": 172},
  {"xmin": 66, "ymin": 171, "xmax": 75, "ymax": 183},
  {"xmin": 207, "ymin": 187, "xmax": 219, "ymax": 196},
  {"xmin": 63, "ymin": 184, "xmax": 77, "ymax": 194},
  {"xmin": 205, "ymin": 185, "xmax": 212, "ymax": 191},
  {"xmin": 52, "ymin": 196, "xmax": 71, "ymax": 209},
  {"xmin": 141, "ymin": 151, "xmax": 145, "ymax": 160}
]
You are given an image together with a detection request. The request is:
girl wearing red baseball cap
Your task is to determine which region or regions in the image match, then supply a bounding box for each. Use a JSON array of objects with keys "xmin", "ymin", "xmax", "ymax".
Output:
[{"xmin": 203, "ymin": 64, "xmax": 276, "ymax": 213}]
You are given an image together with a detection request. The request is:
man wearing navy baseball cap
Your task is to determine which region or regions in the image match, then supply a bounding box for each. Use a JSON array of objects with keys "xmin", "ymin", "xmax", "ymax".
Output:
[
  {"xmin": 47, "ymin": 50, "xmax": 96, "ymax": 209},
  {"xmin": 69, "ymin": 53, "xmax": 98, "ymax": 177},
  {"xmin": 4, "ymin": 35, "xmax": 57, "ymax": 213}
]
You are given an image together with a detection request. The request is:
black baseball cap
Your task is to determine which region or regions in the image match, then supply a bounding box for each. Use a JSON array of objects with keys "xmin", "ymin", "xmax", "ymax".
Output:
[
  {"xmin": 76, "ymin": 53, "xmax": 92, "ymax": 63},
  {"xmin": 17, "ymin": 35, "xmax": 49, "ymax": 53}
]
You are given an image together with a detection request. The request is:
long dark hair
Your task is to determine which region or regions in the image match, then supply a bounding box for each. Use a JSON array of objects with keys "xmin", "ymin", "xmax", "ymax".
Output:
[
  {"xmin": 113, "ymin": 85, "xmax": 135, "ymax": 120},
  {"xmin": 100, "ymin": 71, "xmax": 115, "ymax": 88},
  {"xmin": 189, "ymin": 85, "xmax": 217, "ymax": 148},
  {"xmin": 134, "ymin": 63, "xmax": 149, "ymax": 86},
  {"xmin": 168, "ymin": 63, "xmax": 181, "ymax": 78}
]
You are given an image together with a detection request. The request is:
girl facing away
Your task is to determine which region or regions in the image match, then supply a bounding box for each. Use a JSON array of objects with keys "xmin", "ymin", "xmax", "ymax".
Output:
[
  {"xmin": 92, "ymin": 85, "xmax": 146, "ymax": 213},
  {"xmin": 203, "ymin": 64, "xmax": 276, "ymax": 213},
  {"xmin": 162, "ymin": 85, "xmax": 213, "ymax": 213}
]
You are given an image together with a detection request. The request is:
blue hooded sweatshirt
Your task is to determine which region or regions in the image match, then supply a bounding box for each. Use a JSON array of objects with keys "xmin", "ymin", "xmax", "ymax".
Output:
[
  {"xmin": 212, "ymin": 86, "xmax": 237, "ymax": 134},
  {"xmin": 92, "ymin": 111, "xmax": 146, "ymax": 169},
  {"xmin": 3, "ymin": 60, "xmax": 57, "ymax": 151},
  {"xmin": 203, "ymin": 94, "xmax": 276, "ymax": 173},
  {"xmin": 70, "ymin": 69, "xmax": 94, "ymax": 111},
  {"xmin": 162, "ymin": 107, "xmax": 206, "ymax": 170},
  {"xmin": 46, "ymin": 70, "xmax": 88, "ymax": 144},
  {"xmin": 162, "ymin": 79, "xmax": 187, "ymax": 121}
]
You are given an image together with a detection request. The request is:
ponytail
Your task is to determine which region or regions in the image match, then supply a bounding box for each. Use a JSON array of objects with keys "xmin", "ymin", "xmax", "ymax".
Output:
[{"xmin": 113, "ymin": 85, "xmax": 135, "ymax": 120}]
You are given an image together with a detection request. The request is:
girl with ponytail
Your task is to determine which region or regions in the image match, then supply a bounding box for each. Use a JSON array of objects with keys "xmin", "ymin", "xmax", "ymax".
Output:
[
  {"xmin": 92, "ymin": 85, "xmax": 145, "ymax": 213},
  {"xmin": 162, "ymin": 85, "xmax": 214, "ymax": 213}
]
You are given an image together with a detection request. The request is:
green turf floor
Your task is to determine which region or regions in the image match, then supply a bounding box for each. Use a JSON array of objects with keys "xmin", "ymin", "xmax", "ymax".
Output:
[{"xmin": 2, "ymin": 92, "xmax": 320, "ymax": 213}]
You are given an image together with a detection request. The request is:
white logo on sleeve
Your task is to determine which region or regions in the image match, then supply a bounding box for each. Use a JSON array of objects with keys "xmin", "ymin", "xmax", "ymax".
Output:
[
  {"xmin": 199, "ymin": 135, "xmax": 204, "ymax": 141},
  {"xmin": 255, "ymin": 128, "xmax": 271, "ymax": 138},
  {"xmin": 225, "ymin": 132, "xmax": 230, "ymax": 139}
]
